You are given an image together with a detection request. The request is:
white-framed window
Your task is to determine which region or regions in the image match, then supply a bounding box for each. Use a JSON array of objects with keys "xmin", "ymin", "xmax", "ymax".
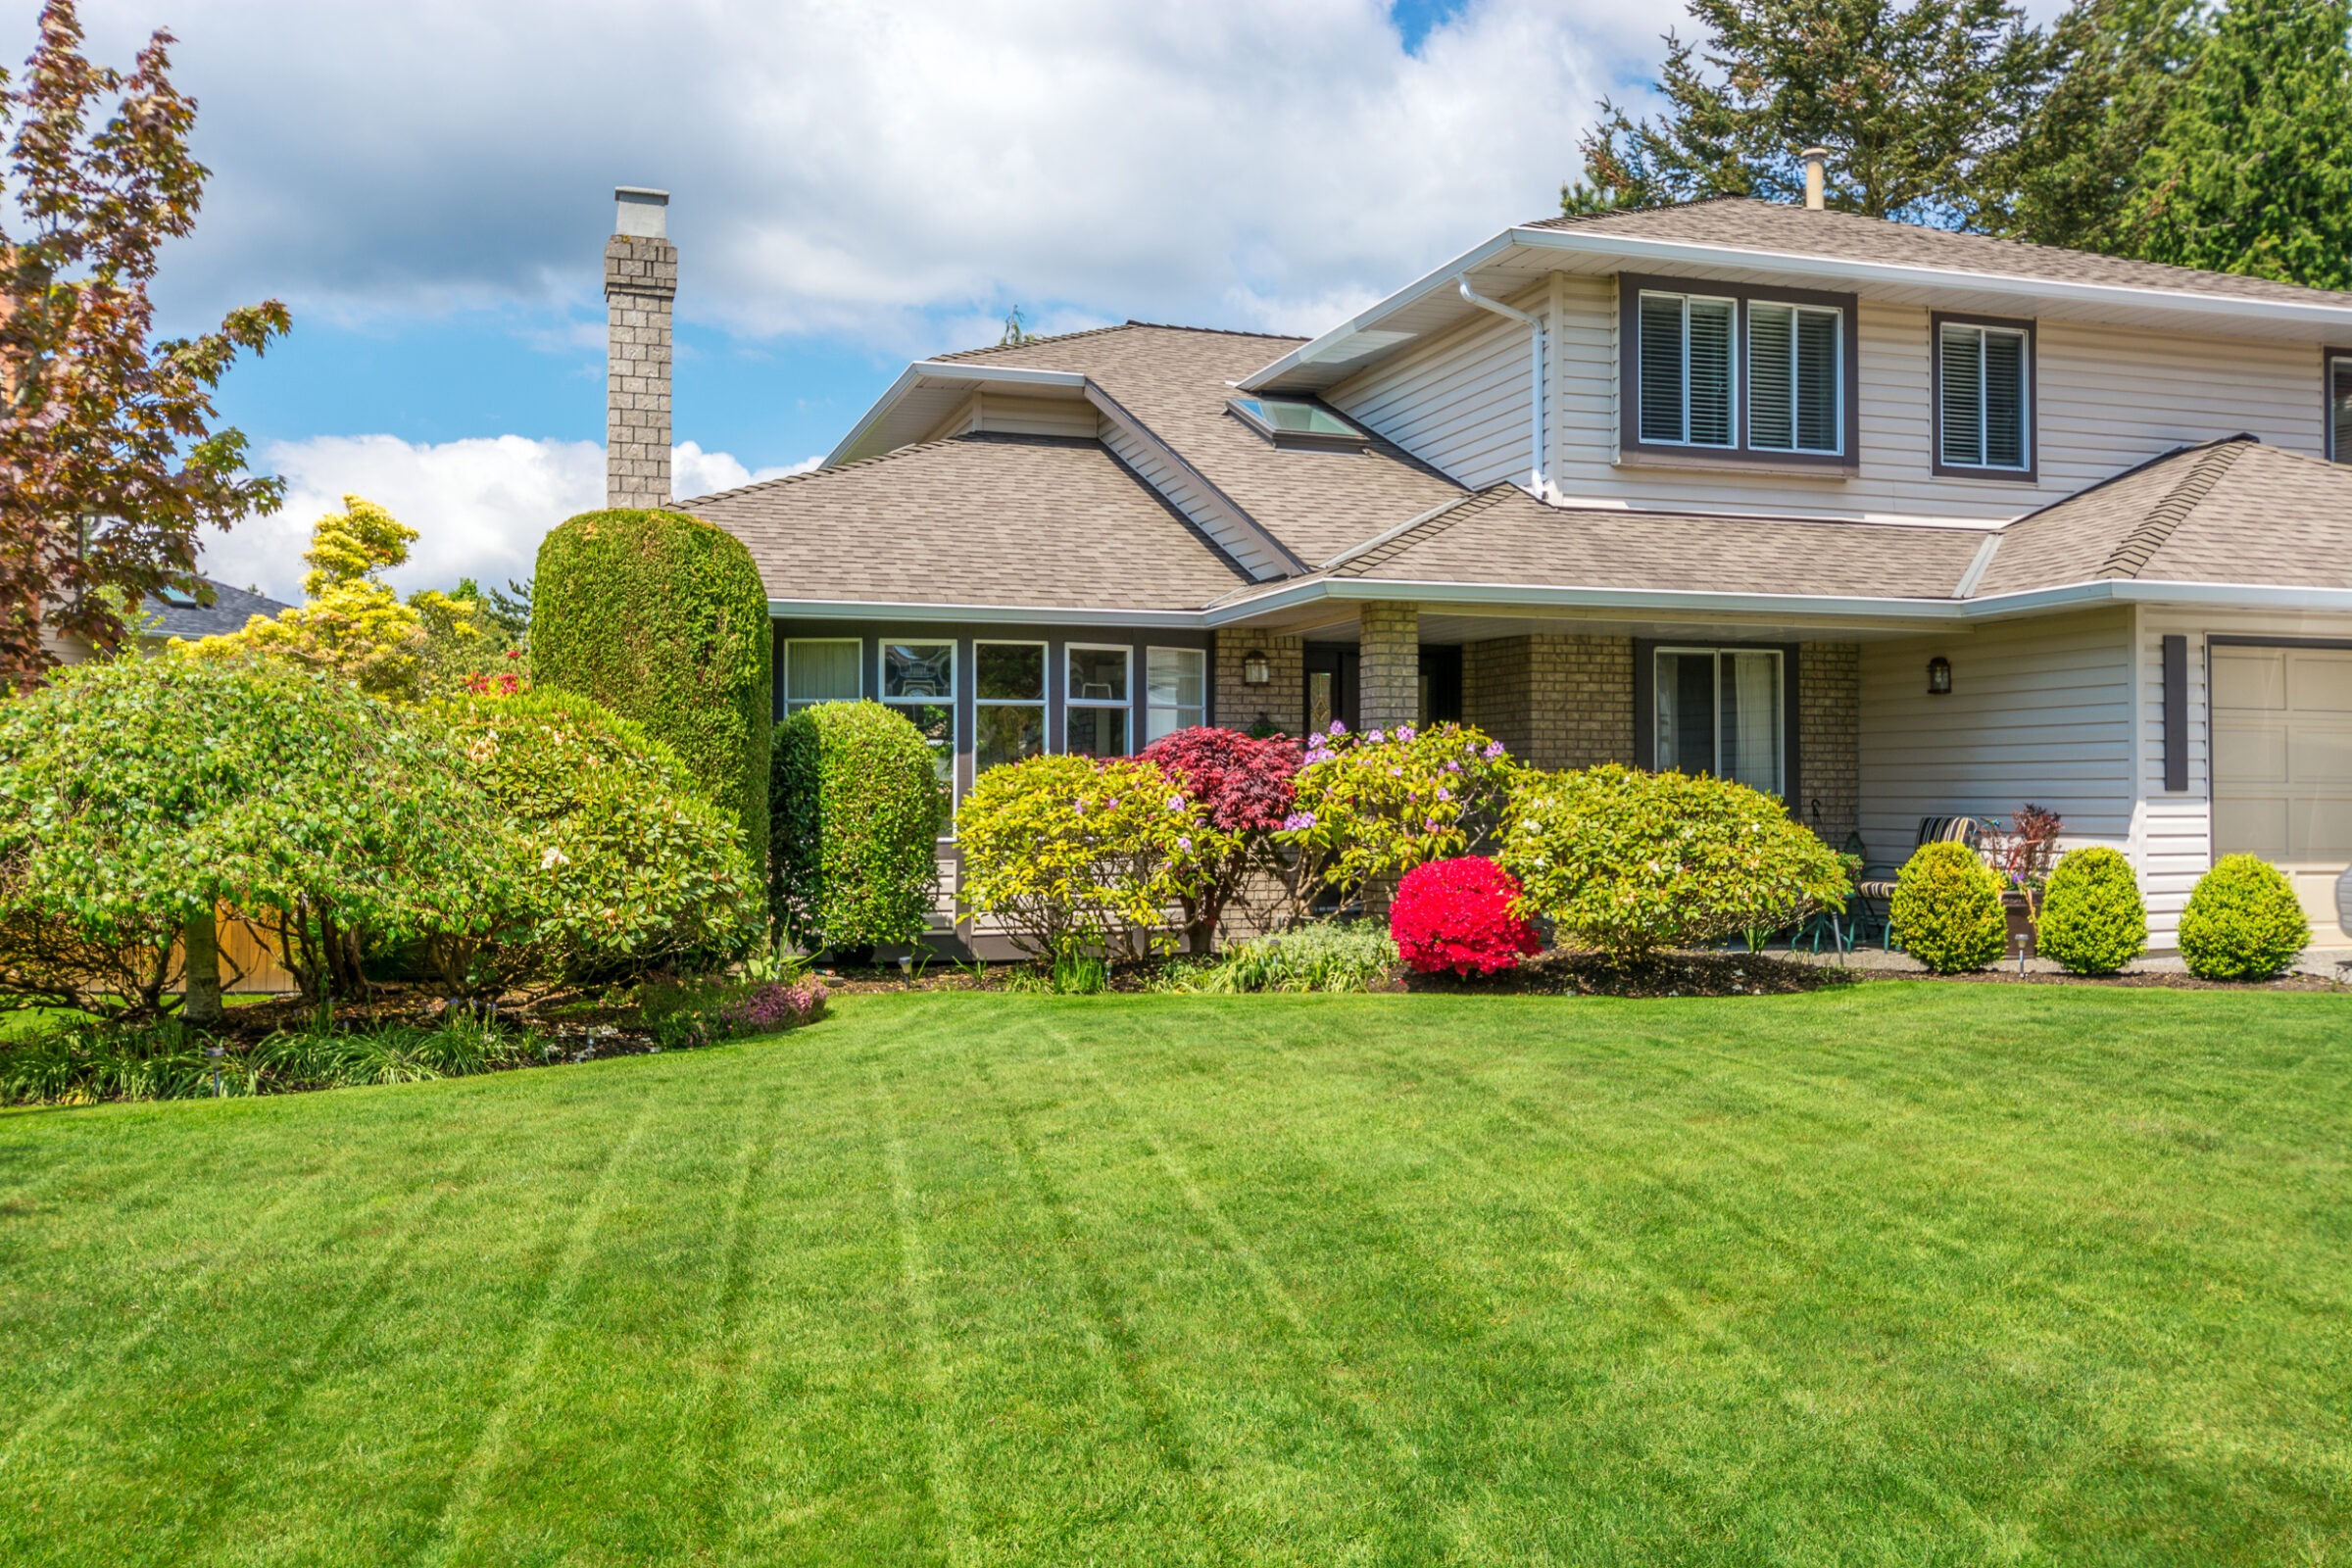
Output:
[
  {"xmin": 882, "ymin": 638, "xmax": 956, "ymax": 811},
  {"xmin": 1065, "ymin": 644, "xmax": 1132, "ymax": 758},
  {"xmin": 1653, "ymin": 646, "xmax": 1785, "ymax": 799},
  {"xmin": 1145, "ymin": 647, "xmax": 1206, "ymax": 743},
  {"xmin": 1747, "ymin": 302, "xmax": 1842, "ymax": 455},
  {"xmin": 1638, "ymin": 289, "xmax": 1738, "ymax": 448},
  {"xmin": 1937, "ymin": 319, "xmax": 2032, "ymax": 472},
  {"xmin": 783, "ymin": 637, "xmax": 862, "ymax": 714},
  {"xmin": 2328, "ymin": 352, "xmax": 2352, "ymax": 465},
  {"xmin": 975, "ymin": 640, "xmax": 1047, "ymax": 774}
]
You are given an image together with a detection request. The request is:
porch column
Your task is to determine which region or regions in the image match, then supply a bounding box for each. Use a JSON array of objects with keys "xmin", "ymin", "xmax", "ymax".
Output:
[{"xmin": 1358, "ymin": 602, "xmax": 1419, "ymax": 732}]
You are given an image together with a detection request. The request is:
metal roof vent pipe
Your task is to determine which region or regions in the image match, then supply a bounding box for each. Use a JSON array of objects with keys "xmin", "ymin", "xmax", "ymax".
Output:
[
  {"xmin": 606, "ymin": 185, "xmax": 676, "ymax": 509},
  {"xmin": 1800, "ymin": 147, "xmax": 1828, "ymax": 211}
]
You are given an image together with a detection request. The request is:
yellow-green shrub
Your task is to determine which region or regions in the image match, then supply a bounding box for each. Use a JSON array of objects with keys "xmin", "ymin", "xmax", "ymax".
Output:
[
  {"xmin": 2178, "ymin": 855, "xmax": 2309, "ymax": 980},
  {"xmin": 1890, "ymin": 840, "xmax": 2007, "ymax": 973},
  {"xmin": 2035, "ymin": 847, "xmax": 2146, "ymax": 975},
  {"xmin": 769, "ymin": 701, "xmax": 942, "ymax": 953}
]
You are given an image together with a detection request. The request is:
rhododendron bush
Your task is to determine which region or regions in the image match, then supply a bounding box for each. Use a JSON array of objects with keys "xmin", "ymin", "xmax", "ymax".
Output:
[
  {"xmin": 1390, "ymin": 857, "xmax": 1542, "ymax": 976},
  {"xmin": 1141, "ymin": 725, "xmax": 1300, "ymax": 945},
  {"xmin": 1278, "ymin": 722, "xmax": 1514, "ymax": 903}
]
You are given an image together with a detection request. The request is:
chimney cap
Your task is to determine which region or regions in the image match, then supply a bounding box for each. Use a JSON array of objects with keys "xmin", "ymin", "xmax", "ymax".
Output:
[{"xmin": 614, "ymin": 186, "xmax": 669, "ymax": 239}]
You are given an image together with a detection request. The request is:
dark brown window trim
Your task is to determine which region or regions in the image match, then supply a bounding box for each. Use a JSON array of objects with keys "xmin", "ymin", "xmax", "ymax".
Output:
[
  {"xmin": 1931, "ymin": 311, "xmax": 2038, "ymax": 484},
  {"xmin": 1617, "ymin": 272, "xmax": 1861, "ymax": 472},
  {"xmin": 2325, "ymin": 347, "xmax": 2352, "ymax": 465}
]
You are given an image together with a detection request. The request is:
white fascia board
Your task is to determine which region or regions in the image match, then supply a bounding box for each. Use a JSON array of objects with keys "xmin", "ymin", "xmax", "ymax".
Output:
[
  {"xmin": 822, "ymin": 361, "xmax": 1091, "ymax": 466},
  {"xmin": 768, "ymin": 598, "xmax": 1204, "ymax": 629},
  {"xmin": 1235, "ymin": 230, "xmax": 1523, "ymax": 391}
]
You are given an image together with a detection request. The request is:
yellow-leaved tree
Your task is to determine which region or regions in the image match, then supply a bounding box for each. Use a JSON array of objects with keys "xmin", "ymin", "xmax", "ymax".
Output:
[{"xmin": 178, "ymin": 496, "xmax": 488, "ymax": 700}]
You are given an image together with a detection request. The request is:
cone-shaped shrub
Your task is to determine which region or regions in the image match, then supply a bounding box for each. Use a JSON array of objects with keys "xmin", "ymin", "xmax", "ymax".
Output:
[
  {"xmin": 1390, "ymin": 856, "xmax": 1542, "ymax": 977},
  {"xmin": 769, "ymin": 701, "xmax": 942, "ymax": 953},
  {"xmin": 2178, "ymin": 855, "xmax": 2310, "ymax": 980},
  {"xmin": 531, "ymin": 509, "xmax": 771, "ymax": 870},
  {"xmin": 2035, "ymin": 847, "xmax": 2146, "ymax": 975},
  {"xmin": 1890, "ymin": 840, "xmax": 2006, "ymax": 973}
]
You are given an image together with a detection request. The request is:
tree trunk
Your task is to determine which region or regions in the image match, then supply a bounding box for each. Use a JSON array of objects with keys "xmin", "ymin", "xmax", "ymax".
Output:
[{"xmin": 183, "ymin": 906, "xmax": 224, "ymax": 1027}]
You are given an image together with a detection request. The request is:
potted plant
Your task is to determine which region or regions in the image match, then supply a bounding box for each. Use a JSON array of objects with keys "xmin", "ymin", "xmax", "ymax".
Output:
[{"xmin": 1982, "ymin": 805, "xmax": 2063, "ymax": 958}]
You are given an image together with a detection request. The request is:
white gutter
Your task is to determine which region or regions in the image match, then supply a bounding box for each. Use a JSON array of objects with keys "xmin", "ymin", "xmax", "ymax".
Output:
[
  {"xmin": 824, "ymin": 361, "xmax": 1089, "ymax": 467},
  {"xmin": 1455, "ymin": 281, "xmax": 1545, "ymax": 497},
  {"xmin": 768, "ymin": 598, "xmax": 1205, "ymax": 629}
]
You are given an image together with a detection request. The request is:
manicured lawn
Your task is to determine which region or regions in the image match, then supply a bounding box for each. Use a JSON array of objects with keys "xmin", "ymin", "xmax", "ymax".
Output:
[{"xmin": 2, "ymin": 985, "xmax": 2347, "ymax": 1566}]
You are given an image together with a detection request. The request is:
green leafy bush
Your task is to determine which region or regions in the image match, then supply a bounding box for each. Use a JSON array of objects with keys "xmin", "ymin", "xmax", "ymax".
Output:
[
  {"xmin": 2036, "ymin": 847, "xmax": 2147, "ymax": 975},
  {"xmin": 1889, "ymin": 840, "xmax": 2008, "ymax": 973},
  {"xmin": 530, "ymin": 509, "xmax": 772, "ymax": 870},
  {"xmin": 0, "ymin": 1012, "xmax": 539, "ymax": 1106},
  {"xmin": 2178, "ymin": 855, "xmax": 2310, "ymax": 980},
  {"xmin": 637, "ymin": 974, "xmax": 828, "ymax": 1049},
  {"xmin": 423, "ymin": 689, "xmax": 761, "ymax": 991},
  {"xmin": 1280, "ymin": 722, "xmax": 1513, "ymax": 903},
  {"xmin": 1500, "ymin": 764, "xmax": 1849, "ymax": 961},
  {"xmin": 1184, "ymin": 920, "xmax": 1398, "ymax": 993},
  {"xmin": 770, "ymin": 701, "xmax": 942, "ymax": 954},
  {"xmin": 956, "ymin": 754, "xmax": 1210, "ymax": 961}
]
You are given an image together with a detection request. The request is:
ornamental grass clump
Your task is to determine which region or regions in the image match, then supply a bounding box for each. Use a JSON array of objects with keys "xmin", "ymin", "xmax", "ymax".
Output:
[
  {"xmin": 1889, "ymin": 840, "xmax": 2008, "ymax": 973},
  {"xmin": 2178, "ymin": 855, "xmax": 2310, "ymax": 980},
  {"xmin": 1390, "ymin": 856, "xmax": 1542, "ymax": 977},
  {"xmin": 1189, "ymin": 920, "xmax": 1398, "ymax": 993},
  {"xmin": 956, "ymin": 754, "xmax": 1212, "ymax": 963},
  {"xmin": 1280, "ymin": 722, "xmax": 1514, "ymax": 909},
  {"xmin": 2035, "ymin": 847, "xmax": 2147, "ymax": 975},
  {"xmin": 1500, "ymin": 764, "xmax": 1848, "ymax": 962},
  {"xmin": 770, "ymin": 701, "xmax": 944, "ymax": 956}
]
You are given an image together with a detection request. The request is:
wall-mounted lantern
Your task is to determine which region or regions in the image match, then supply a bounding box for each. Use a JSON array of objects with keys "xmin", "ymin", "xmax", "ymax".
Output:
[
  {"xmin": 1242, "ymin": 650, "xmax": 1272, "ymax": 686},
  {"xmin": 1927, "ymin": 656, "xmax": 1953, "ymax": 696}
]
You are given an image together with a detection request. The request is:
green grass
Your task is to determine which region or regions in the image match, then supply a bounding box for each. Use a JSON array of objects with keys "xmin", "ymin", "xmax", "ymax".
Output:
[{"xmin": 2, "ymin": 984, "xmax": 2347, "ymax": 1566}]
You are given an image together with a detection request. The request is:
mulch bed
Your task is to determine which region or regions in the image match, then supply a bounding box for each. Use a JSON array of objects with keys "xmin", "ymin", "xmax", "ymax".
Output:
[{"xmin": 1403, "ymin": 951, "xmax": 1854, "ymax": 999}]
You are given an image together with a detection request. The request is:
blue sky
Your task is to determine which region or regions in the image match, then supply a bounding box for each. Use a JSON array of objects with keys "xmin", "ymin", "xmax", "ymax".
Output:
[{"xmin": 40, "ymin": 0, "xmax": 1683, "ymax": 596}]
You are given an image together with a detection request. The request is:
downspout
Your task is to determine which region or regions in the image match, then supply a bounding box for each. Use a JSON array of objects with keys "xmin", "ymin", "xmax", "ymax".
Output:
[{"xmin": 1458, "ymin": 279, "xmax": 1546, "ymax": 498}]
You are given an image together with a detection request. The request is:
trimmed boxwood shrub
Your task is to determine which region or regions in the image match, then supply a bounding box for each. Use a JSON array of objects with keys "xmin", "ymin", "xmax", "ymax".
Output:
[
  {"xmin": 1889, "ymin": 840, "xmax": 2007, "ymax": 973},
  {"xmin": 2178, "ymin": 854, "xmax": 2310, "ymax": 980},
  {"xmin": 1390, "ymin": 856, "xmax": 1541, "ymax": 977},
  {"xmin": 530, "ymin": 509, "xmax": 772, "ymax": 871},
  {"xmin": 1499, "ymin": 764, "xmax": 1849, "ymax": 962},
  {"xmin": 770, "ymin": 701, "xmax": 943, "ymax": 953},
  {"xmin": 2036, "ymin": 847, "xmax": 2147, "ymax": 975}
]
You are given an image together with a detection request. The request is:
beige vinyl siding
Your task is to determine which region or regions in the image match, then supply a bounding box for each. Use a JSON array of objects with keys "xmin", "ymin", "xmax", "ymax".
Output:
[
  {"xmin": 1328, "ymin": 283, "xmax": 1538, "ymax": 492},
  {"xmin": 1333, "ymin": 270, "xmax": 2332, "ymax": 521},
  {"xmin": 1857, "ymin": 608, "xmax": 2135, "ymax": 872},
  {"xmin": 2132, "ymin": 607, "xmax": 2352, "ymax": 946},
  {"xmin": 1095, "ymin": 414, "xmax": 1287, "ymax": 580},
  {"xmin": 919, "ymin": 390, "xmax": 1098, "ymax": 444}
]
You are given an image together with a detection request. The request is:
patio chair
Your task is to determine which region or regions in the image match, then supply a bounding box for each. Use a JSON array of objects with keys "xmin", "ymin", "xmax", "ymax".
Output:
[{"xmin": 1854, "ymin": 816, "xmax": 1983, "ymax": 950}]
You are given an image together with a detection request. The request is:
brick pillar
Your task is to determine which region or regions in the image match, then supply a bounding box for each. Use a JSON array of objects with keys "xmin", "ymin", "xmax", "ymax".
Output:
[
  {"xmin": 1357, "ymin": 603, "xmax": 1419, "ymax": 732},
  {"xmin": 1798, "ymin": 642, "xmax": 1860, "ymax": 846},
  {"xmin": 1213, "ymin": 630, "xmax": 1303, "ymax": 737},
  {"xmin": 605, "ymin": 187, "xmax": 676, "ymax": 510}
]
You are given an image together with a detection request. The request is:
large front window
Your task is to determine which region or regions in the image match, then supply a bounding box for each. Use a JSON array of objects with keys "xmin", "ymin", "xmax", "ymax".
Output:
[
  {"xmin": 1654, "ymin": 647, "xmax": 1785, "ymax": 798},
  {"xmin": 1066, "ymin": 645, "xmax": 1131, "ymax": 757},
  {"xmin": 975, "ymin": 641, "xmax": 1046, "ymax": 773},
  {"xmin": 1146, "ymin": 647, "xmax": 1205, "ymax": 742},
  {"xmin": 783, "ymin": 638, "xmax": 862, "ymax": 713},
  {"xmin": 1631, "ymin": 283, "xmax": 1849, "ymax": 462},
  {"xmin": 883, "ymin": 639, "xmax": 956, "ymax": 811}
]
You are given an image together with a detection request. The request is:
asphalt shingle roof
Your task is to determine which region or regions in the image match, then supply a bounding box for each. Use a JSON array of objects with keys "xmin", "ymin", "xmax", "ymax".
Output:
[{"xmin": 146, "ymin": 578, "xmax": 290, "ymax": 640}]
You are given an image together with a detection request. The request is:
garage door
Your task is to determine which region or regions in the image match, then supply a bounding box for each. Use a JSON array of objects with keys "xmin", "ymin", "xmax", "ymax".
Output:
[{"xmin": 2211, "ymin": 645, "xmax": 2352, "ymax": 942}]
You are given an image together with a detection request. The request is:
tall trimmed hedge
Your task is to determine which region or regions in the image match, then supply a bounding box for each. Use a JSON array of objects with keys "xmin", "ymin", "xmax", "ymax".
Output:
[
  {"xmin": 531, "ymin": 509, "xmax": 771, "ymax": 871},
  {"xmin": 770, "ymin": 701, "xmax": 943, "ymax": 953}
]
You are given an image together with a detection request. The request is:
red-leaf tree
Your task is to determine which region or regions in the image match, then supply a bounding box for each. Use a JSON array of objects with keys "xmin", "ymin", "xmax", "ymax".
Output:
[
  {"xmin": 1140, "ymin": 724, "xmax": 1301, "ymax": 950},
  {"xmin": 0, "ymin": 0, "xmax": 289, "ymax": 687}
]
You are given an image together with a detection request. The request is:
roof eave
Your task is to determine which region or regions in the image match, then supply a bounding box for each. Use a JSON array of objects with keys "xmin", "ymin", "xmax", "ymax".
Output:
[{"xmin": 824, "ymin": 362, "xmax": 1091, "ymax": 466}]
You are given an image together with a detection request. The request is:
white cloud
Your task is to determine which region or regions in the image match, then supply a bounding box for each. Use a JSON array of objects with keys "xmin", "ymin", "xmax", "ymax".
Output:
[
  {"xmin": 48, "ymin": 0, "xmax": 1681, "ymax": 350},
  {"xmin": 206, "ymin": 435, "xmax": 816, "ymax": 601}
]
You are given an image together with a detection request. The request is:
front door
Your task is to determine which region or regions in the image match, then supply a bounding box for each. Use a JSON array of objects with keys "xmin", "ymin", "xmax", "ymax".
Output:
[{"xmin": 1303, "ymin": 646, "xmax": 1357, "ymax": 736}]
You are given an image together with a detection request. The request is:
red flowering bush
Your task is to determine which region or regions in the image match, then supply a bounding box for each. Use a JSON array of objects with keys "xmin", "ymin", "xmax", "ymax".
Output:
[
  {"xmin": 1389, "ymin": 856, "xmax": 1542, "ymax": 977},
  {"xmin": 1141, "ymin": 725, "xmax": 1301, "ymax": 945}
]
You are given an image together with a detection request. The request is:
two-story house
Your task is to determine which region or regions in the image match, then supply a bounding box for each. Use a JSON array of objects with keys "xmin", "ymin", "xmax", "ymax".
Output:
[{"xmin": 597, "ymin": 178, "xmax": 2352, "ymax": 950}]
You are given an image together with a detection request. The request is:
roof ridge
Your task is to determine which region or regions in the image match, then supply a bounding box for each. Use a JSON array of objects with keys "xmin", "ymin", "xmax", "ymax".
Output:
[
  {"xmin": 1330, "ymin": 489, "xmax": 1501, "ymax": 578},
  {"xmin": 2101, "ymin": 438, "xmax": 2254, "ymax": 578},
  {"xmin": 677, "ymin": 431, "xmax": 1094, "ymax": 505},
  {"xmin": 933, "ymin": 318, "xmax": 1305, "ymax": 364},
  {"xmin": 2001, "ymin": 433, "xmax": 2258, "ymax": 542}
]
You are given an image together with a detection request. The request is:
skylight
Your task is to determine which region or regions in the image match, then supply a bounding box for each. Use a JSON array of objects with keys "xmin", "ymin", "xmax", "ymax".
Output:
[{"xmin": 1227, "ymin": 397, "xmax": 1367, "ymax": 447}]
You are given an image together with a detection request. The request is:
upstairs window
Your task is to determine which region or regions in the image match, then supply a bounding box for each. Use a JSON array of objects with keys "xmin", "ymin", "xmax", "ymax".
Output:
[
  {"xmin": 1624, "ymin": 277, "xmax": 1853, "ymax": 466},
  {"xmin": 2329, "ymin": 352, "xmax": 2352, "ymax": 464},
  {"xmin": 1936, "ymin": 317, "xmax": 2034, "ymax": 477}
]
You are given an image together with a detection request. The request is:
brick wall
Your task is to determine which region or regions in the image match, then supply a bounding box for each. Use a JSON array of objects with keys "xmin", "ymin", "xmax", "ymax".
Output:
[
  {"xmin": 1798, "ymin": 641, "xmax": 1860, "ymax": 846},
  {"xmin": 1212, "ymin": 630, "xmax": 1302, "ymax": 736},
  {"xmin": 1358, "ymin": 603, "xmax": 1419, "ymax": 730},
  {"xmin": 1465, "ymin": 633, "xmax": 1635, "ymax": 769},
  {"xmin": 605, "ymin": 233, "xmax": 677, "ymax": 509}
]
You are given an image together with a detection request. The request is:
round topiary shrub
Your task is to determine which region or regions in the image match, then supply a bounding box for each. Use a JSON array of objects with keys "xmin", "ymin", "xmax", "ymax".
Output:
[
  {"xmin": 1499, "ymin": 764, "xmax": 1849, "ymax": 962},
  {"xmin": 1889, "ymin": 840, "xmax": 2007, "ymax": 973},
  {"xmin": 1390, "ymin": 856, "xmax": 1541, "ymax": 977},
  {"xmin": 769, "ymin": 701, "xmax": 943, "ymax": 955},
  {"xmin": 2035, "ymin": 846, "xmax": 2147, "ymax": 975},
  {"xmin": 2178, "ymin": 854, "xmax": 2310, "ymax": 980},
  {"xmin": 530, "ymin": 509, "xmax": 772, "ymax": 871}
]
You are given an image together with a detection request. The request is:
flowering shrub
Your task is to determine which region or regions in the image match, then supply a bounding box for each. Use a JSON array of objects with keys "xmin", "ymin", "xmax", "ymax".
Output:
[
  {"xmin": 956, "ymin": 754, "xmax": 1213, "ymax": 961},
  {"xmin": 1141, "ymin": 725, "xmax": 1300, "ymax": 944},
  {"xmin": 1501, "ymin": 764, "xmax": 1849, "ymax": 961},
  {"xmin": 1280, "ymin": 722, "xmax": 1514, "ymax": 902},
  {"xmin": 642, "ymin": 975, "xmax": 828, "ymax": 1049},
  {"xmin": 1390, "ymin": 857, "xmax": 1542, "ymax": 976}
]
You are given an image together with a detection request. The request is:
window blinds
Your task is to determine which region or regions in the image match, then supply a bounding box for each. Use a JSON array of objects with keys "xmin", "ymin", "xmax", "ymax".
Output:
[
  {"xmin": 1638, "ymin": 292, "xmax": 1735, "ymax": 447},
  {"xmin": 1940, "ymin": 321, "xmax": 2029, "ymax": 469},
  {"xmin": 1748, "ymin": 303, "xmax": 1839, "ymax": 454}
]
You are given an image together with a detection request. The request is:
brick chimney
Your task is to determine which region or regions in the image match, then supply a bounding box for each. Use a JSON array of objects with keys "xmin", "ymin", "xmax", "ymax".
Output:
[{"xmin": 605, "ymin": 186, "xmax": 676, "ymax": 509}]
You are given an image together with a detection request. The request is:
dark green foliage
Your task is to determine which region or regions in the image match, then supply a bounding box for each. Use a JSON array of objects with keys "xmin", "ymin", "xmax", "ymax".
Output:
[
  {"xmin": 2178, "ymin": 854, "xmax": 2311, "ymax": 980},
  {"xmin": 769, "ymin": 701, "xmax": 942, "ymax": 952},
  {"xmin": 2124, "ymin": 0, "xmax": 2352, "ymax": 289},
  {"xmin": 531, "ymin": 509, "xmax": 772, "ymax": 871},
  {"xmin": 1890, "ymin": 840, "xmax": 2008, "ymax": 972},
  {"xmin": 2036, "ymin": 846, "xmax": 2148, "ymax": 974},
  {"xmin": 1575, "ymin": 0, "xmax": 2053, "ymax": 225}
]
